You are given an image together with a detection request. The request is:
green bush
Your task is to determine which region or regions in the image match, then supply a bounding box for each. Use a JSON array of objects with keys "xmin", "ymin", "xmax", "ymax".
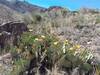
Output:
[{"xmin": 11, "ymin": 32, "xmax": 95, "ymax": 74}]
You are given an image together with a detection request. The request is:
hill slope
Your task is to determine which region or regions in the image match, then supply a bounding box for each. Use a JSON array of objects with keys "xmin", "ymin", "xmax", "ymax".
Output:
[{"xmin": 0, "ymin": 0, "xmax": 46, "ymax": 24}]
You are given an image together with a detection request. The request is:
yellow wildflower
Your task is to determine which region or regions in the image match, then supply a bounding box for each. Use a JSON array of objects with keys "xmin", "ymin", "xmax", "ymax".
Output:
[
  {"xmin": 35, "ymin": 38, "xmax": 39, "ymax": 41},
  {"xmin": 69, "ymin": 47, "xmax": 74, "ymax": 50},
  {"xmin": 41, "ymin": 35, "xmax": 45, "ymax": 39},
  {"xmin": 54, "ymin": 42, "xmax": 58, "ymax": 45},
  {"xmin": 75, "ymin": 45, "xmax": 81, "ymax": 49},
  {"xmin": 64, "ymin": 39, "xmax": 69, "ymax": 45},
  {"xmin": 65, "ymin": 39, "xmax": 68, "ymax": 43},
  {"xmin": 35, "ymin": 37, "xmax": 44, "ymax": 42}
]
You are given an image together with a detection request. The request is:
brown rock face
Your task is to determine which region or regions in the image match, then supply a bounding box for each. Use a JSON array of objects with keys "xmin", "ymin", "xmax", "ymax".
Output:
[{"xmin": 0, "ymin": 22, "xmax": 28, "ymax": 48}]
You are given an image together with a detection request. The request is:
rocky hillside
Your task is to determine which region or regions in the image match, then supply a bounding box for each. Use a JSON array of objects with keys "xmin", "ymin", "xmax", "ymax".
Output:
[
  {"xmin": 0, "ymin": 0, "xmax": 45, "ymax": 49},
  {"xmin": 0, "ymin": 0, "xmax": 100, "ymax": 75},
  {"xmin": 0, "ymin": 0, "xmax": 45, "ymax": 13},
  {"xmin": 0, "ymin": 3, "xmax": 23, "ymax": 24},
  {"xmin": 27, "ymin": 7, "xmax": 100, "ymax": 62},
  {"xmin": 0, "ymin": 0, "xmax": 46, "ymax": 24}
]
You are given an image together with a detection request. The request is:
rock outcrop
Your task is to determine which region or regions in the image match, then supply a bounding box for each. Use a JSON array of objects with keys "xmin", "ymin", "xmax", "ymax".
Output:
[{"xmin": 0, "ymin": 21, "xmax": 28, "ymax": 48}]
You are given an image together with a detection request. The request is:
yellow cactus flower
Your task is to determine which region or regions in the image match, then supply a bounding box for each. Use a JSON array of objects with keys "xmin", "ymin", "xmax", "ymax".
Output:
[
  {"xmin": 35, "ymin": 38, "xmax": 39, "ymax": 41},
  {"xmin": 41, "ymin": 35, "xmax": 45, "ymax": 39},
  {"xmin": 64, "ymin": 39, "xmax": 69, "ymax": 45},
  {"xmin": 69, "ymin": 47, "xmax": 74, "ymax": 50},
  {"xmin": 35, "ymin": 38, "xmax": 43, "ymax": 42},
  {"xmin": 75, "ymin": 45, "xmax": 81, "ymax": 49},
  {"xmin": 54, "ymin": 42, "xmax": 58, "ymax": 45},
  {"xmin": 65, "ymin": 39, "xmax": 68, "ymax": 43}
]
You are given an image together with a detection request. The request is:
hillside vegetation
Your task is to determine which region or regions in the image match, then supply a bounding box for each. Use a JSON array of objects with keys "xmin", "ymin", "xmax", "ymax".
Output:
[{"xmin": 0, "ymin": 1, "xmax": 100, "ymax": 75}]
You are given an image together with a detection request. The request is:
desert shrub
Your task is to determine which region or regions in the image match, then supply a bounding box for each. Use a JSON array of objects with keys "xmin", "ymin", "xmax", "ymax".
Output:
[
  {"xmin": 10, "ymin": 58, "xmax": 28, "ymax": 75},
  {"xmin": 10, "ymin": 32, "xmax": 97, "ymax": 75},
  {"xmin": 61, "ymin": 8, "xmax": 69, "ymax": 17},
  {"xmin": 96, "ymin": 16, "xmax": 100, "ymax": 24}
]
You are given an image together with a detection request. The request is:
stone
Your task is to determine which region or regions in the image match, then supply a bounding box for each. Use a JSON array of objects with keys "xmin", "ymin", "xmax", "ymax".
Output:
[{"xmin": 0, "ymin": 21, "xmax": 28, "ymax": 48}]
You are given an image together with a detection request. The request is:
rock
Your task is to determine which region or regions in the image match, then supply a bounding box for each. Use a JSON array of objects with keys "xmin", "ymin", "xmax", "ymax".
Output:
[
  {"xmin": 0, "ymin": 53, "xmax": 12, "ymax": 62},
  {"xmin": 0, "ymin": 53, "xmax": 13, "ymax": 75},
  {"xmin": 0, "ymin": 21, "xmax": 28, "ymax": 48}
]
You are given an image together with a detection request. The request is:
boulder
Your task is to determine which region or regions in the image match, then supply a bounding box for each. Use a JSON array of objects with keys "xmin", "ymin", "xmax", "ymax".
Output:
[{"xmin": 0, "ymin": 21, "xmax": 28, "ymax": 48}]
